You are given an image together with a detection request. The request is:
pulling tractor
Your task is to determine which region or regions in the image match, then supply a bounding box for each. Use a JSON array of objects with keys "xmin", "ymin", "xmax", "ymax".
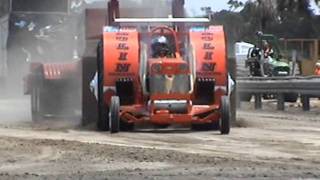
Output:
[
  {"xmin": 94, "ymin": 19, "xmax": 234, "ymax": 134},
  {"xmin": 96, "ymin": 23, "xmax": 231, "ymax": 134},
  {"xmin": 24, "ymin": 0, "xmax": 235, "ymax": 134}
]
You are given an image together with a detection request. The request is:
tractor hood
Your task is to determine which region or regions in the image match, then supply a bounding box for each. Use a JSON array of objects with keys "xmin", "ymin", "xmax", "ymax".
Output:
[
  {"xmin": 267, "ymin": 57, "xmax": 290, "ymax": 76},
  {"xmin": 268, "ymin": 57, "xmax": 289, "ymax": 68}
]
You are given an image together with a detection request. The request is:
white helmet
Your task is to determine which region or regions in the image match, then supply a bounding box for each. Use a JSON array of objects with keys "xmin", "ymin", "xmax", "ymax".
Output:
[{"xmin": 152, "ymin": 36, "xmax": 168, "ymax": 45}]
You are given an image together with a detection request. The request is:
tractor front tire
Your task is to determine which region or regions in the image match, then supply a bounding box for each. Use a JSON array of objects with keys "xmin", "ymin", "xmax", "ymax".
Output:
[
  {"xmin": 109, "ymin": 96, "xmax": 120, "ymax": 134},
  {"xmin": 220, "ymin": 96, "xmax": 230, "ymax": 135}
]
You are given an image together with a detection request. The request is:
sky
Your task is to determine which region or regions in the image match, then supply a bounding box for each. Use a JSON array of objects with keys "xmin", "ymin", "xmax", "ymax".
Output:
[
  {"xmin": 185, "ymin": 0, "xmax": 320, "ymax": 15},
  {"xmin": 185, "ymin": 0, "xmax": 245, "ymax": 15},
  {"xmin": 84, "ymin": 0, "xmax": 320, "ymax": 15}
]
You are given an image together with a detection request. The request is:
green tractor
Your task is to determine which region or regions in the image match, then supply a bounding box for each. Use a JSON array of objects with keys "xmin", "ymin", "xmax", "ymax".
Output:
[
  {"xmin": 241, "ymin": 32, "xmax": 298, "ymax": 102},
  {"xmin": 246, "ymin": 32, "xmax": 291, "ymax": 77}
]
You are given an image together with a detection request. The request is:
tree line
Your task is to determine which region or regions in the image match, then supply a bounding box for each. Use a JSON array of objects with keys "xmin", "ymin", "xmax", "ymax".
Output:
[{"xmin": 203, "ymin": 0, "xmax": 320, "ymax": 54}]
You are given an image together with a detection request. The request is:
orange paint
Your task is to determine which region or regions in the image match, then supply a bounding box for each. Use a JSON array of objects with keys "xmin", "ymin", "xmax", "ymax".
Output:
[
  {"xmin": 189, "ymin": 26, "xmax": 227, "ymax": 86},
  {"xmin": 102, "ymin": 26, "xmax": 228, "ymax": 126},
  {"xmin": 103, "ymin": 30, "xmax": 140, "ymax": 85}
]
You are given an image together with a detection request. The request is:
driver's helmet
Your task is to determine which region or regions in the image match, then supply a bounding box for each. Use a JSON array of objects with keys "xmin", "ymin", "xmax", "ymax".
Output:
[
  {"xmin": 316, "ymin": 62, "xmax": 320, "ymax": 68},
  {"xmin": 256, "ymin": 31, "xmax": 264, "ymax": 37},
  {"xmin": 151, "ymin": 36, "xmax": 171, "ymax": 58}
]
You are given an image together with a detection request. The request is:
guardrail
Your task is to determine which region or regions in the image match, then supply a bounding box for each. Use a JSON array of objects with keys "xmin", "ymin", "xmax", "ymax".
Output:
[{"xmin": 237, "ymin": 76, "xmax": 320, "ymax": 111}]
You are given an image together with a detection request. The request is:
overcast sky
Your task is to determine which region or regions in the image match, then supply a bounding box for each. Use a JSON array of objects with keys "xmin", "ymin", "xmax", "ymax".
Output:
[
  {"xmin": 185, "ymin": 0, "xmax": 246, "ymax": 15},
  {"xmin": 85, "ymin": 0, "xmax": 320, "ymax": 15},
  {"xmin": 186, "ymin": 0, "xmax": 320, "ymax": 15}
]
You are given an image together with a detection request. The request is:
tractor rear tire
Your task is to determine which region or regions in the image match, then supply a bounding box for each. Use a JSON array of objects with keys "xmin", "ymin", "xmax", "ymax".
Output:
[
  {"xmin": 97, "ymin": 104, "xmax": 109, "ymax": 131},
  {"xmin": 109, "ymin": 96, "xmax": 120, "ymax": 134},
  {"xmin": 220, "ymin": 96, "xmax": 230, "ymax": 135},
  {"xmin": 96, "ymin": 40, "xmax": 109, "ymax": 131}
]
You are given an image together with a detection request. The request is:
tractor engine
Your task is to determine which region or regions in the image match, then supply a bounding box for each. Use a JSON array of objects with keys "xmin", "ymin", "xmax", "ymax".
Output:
[
  {"xmin": 148, "ymin": 59, "xmax": 192, "ymax": 114},
  {"xmin": 148, "ymin": 60, "xmax": 191, "ymax": 94}
]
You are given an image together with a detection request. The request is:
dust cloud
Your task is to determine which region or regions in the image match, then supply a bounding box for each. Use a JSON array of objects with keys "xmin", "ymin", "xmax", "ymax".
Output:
[
  {"xmin": 0, "ymin": 0, "xmax": 233, "ymax": 128},
  {"xmin": 0, "ymin": 0, "xmax": 86, "ymax": 127},
  {"xmin": 0, "ymin": 0, "xmax": 180, "ymax": 128}
]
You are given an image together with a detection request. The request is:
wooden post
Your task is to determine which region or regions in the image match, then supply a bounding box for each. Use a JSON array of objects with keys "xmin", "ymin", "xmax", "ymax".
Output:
[
  {"xmin": 277, "ymin": 93, "xmax": 285, "ymax": 111},
  {"xmin": 254, "ymin": 94, "xmax": 262, "ymax": 109},
  {"xmin": 301, "ymin": 95, "xmax": 310, "ymax": 111}
]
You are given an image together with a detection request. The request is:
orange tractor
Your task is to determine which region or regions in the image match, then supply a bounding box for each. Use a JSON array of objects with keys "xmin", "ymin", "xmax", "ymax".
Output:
[{"xmin": 93, "ymin": 20, "xmax": 233, "ymax": 134}]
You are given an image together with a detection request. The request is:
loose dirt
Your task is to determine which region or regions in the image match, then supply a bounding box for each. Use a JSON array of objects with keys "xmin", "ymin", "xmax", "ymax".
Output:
[{"xmin": 0, "ymin": 97, "xmax": 319, "ymax": 179}]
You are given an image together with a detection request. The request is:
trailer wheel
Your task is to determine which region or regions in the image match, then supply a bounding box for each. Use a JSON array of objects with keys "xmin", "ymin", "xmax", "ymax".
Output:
[
  {"xmin": 96, "ymin": 40, "xmax": 109, "ymax": 131},
  {"xmin": 220, "ymin": 96, "xmax": 230, "ymax": 135},
  {"xmin": 109, "ymin": 96, "xmax": 120, "ymax": 133}
]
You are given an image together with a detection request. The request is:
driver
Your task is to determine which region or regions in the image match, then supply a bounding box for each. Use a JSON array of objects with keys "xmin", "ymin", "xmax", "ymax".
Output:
[
  {"xmin": 262, "ymin": 40, "xmax": 274, "ymax": 58},
  {"xmin": 315, "ymin": 62, "xmax": 320, "ymax": 75},
  {"xmin": 151, "ymin": 36, "xmax": 173, "ymax": 58}
]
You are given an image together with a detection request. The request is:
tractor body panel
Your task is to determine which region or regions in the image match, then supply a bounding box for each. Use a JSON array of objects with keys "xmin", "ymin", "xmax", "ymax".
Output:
[{"xmin": 100, "ymin": 25, "xmax": 229, "ymax": 126}]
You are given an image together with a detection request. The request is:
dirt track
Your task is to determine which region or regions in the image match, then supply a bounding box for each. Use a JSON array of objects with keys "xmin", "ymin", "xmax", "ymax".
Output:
[{"xmin": 0, "ymin": 97, "xmax": 319, "ymax": 180}]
